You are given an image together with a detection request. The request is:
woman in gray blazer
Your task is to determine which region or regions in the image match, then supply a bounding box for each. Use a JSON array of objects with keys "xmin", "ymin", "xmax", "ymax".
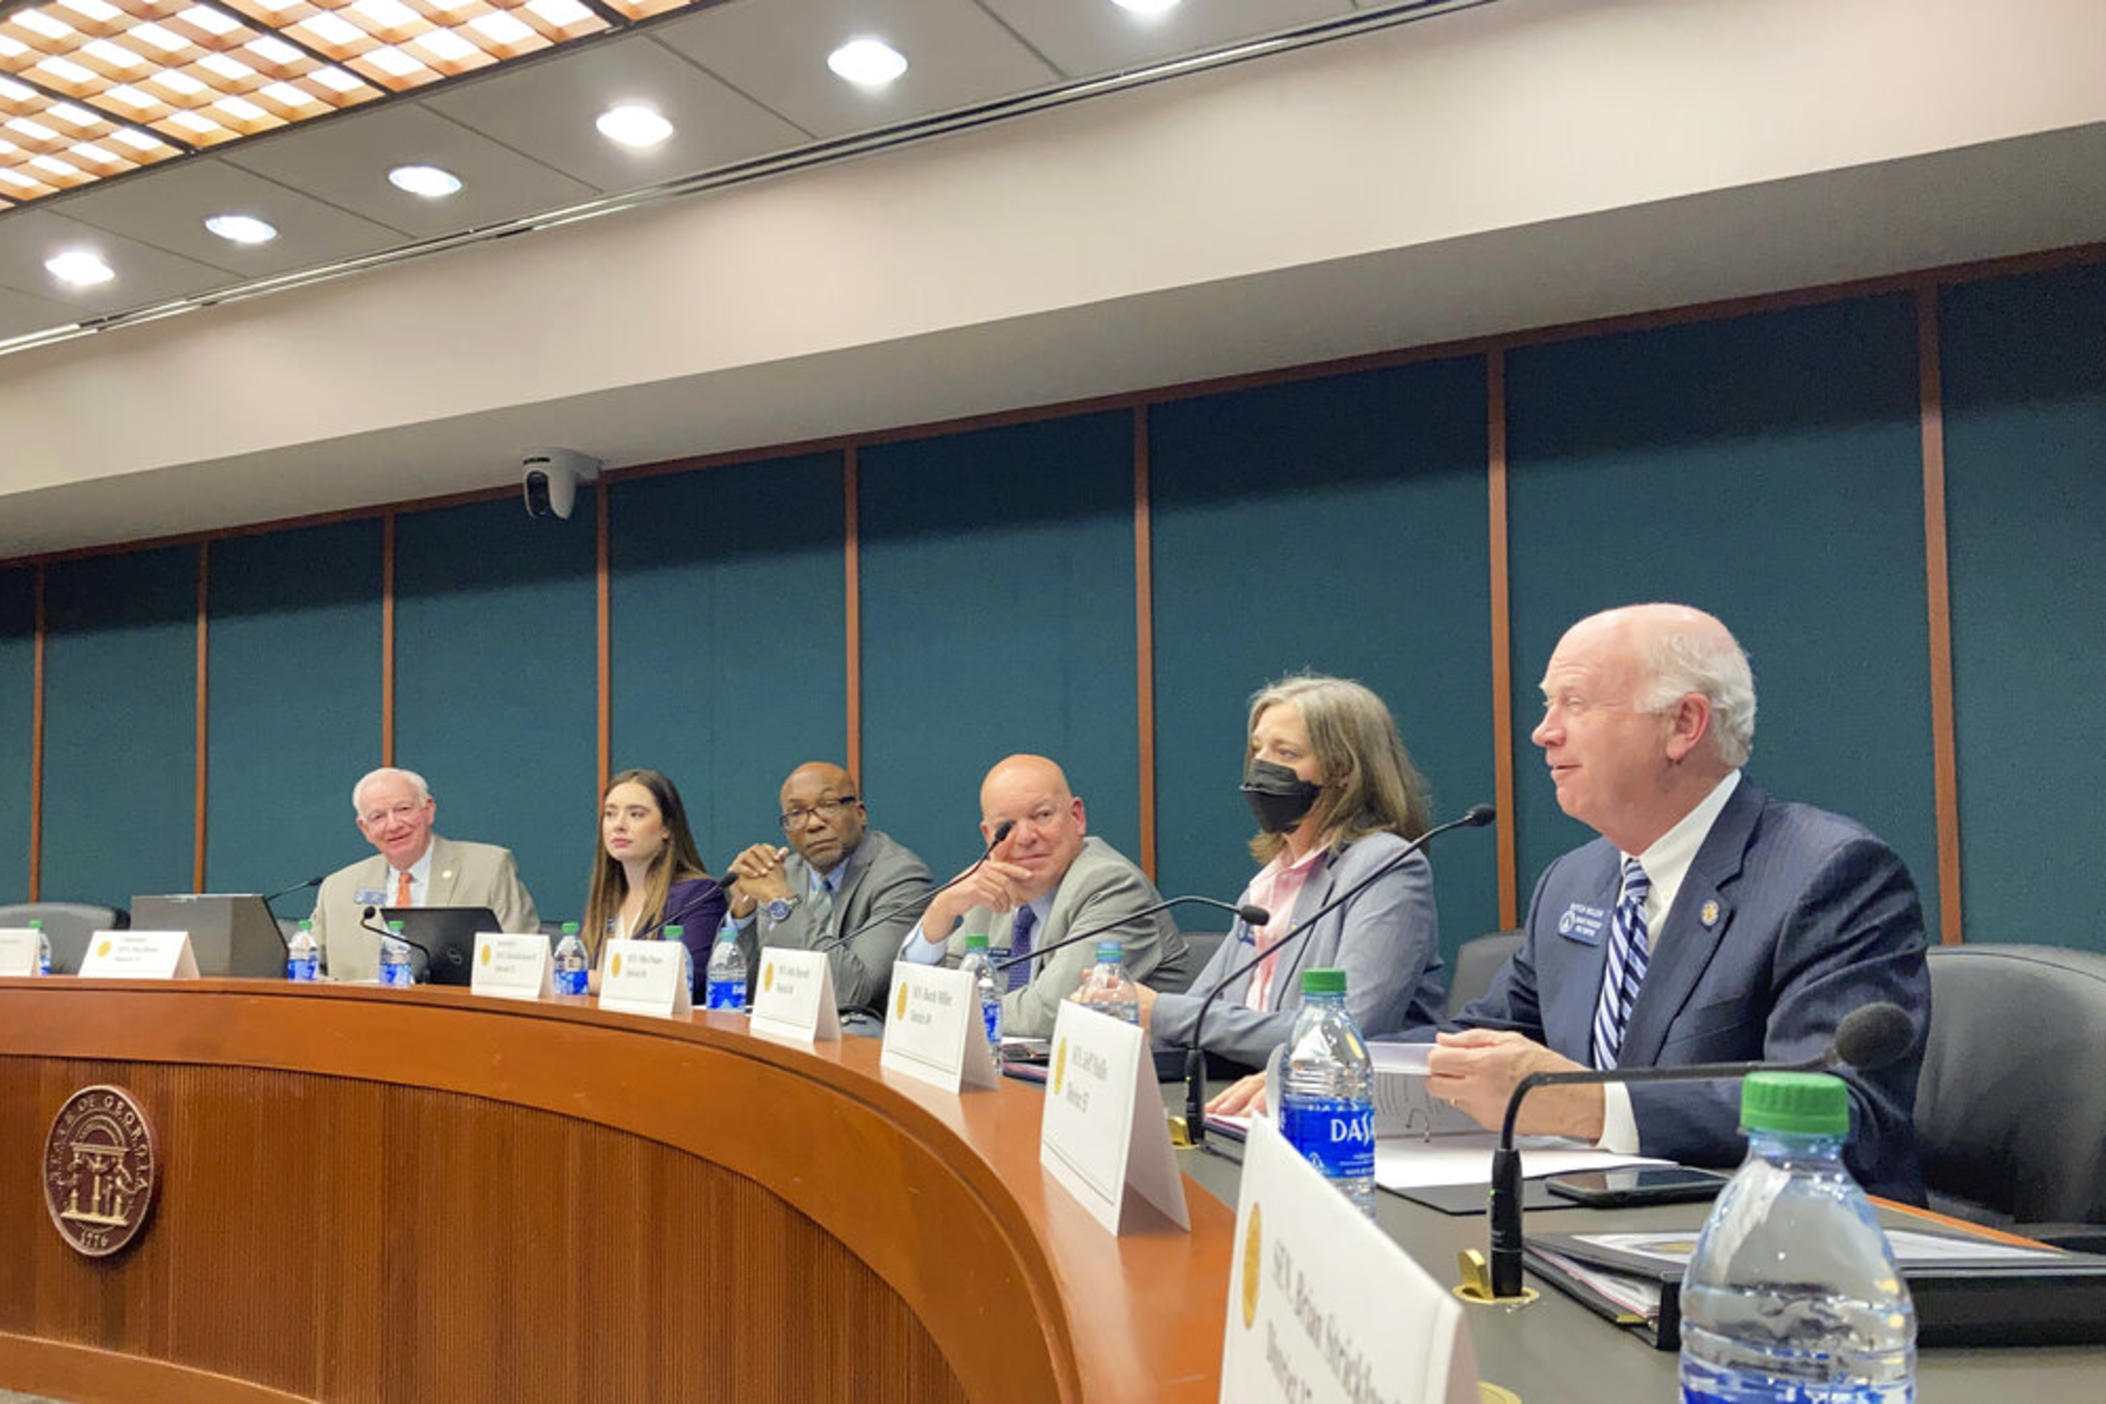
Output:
[{"xmin": 1137, "ymin": 674, "xmax": 1445, "ymax": 1074}]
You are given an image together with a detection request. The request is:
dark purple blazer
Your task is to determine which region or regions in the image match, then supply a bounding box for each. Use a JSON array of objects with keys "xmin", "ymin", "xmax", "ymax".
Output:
[{"xmin": 661, "ymin": 876, "xmax": 728, "ymax": 1000}]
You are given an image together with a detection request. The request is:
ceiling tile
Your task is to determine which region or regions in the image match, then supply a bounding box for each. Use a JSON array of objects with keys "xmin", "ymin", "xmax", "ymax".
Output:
[
  {"xmin": 0, "ymin": 280, "xmax": 73, "ymax": 342},
  {"xmin": 422, "ymin": 32, "xmax": 811, "ymax": 195},
  {"xmin": 978, "ymin": 1, "xmax": 1351, "ymax": 78},
  {"xmin": 221, "ymin": 100, "xmax": 598, "ymax": 239},
  {"xmin": 0, "ymin": 209, "xmax": 238, "ymax": 319},
  {"xmin": 43, "ymin": 157, "xmax": 402, "ymax": 278},
  {"xmin": 652, "ymin": 0, "xmax": 1059, "ymax": 140}
]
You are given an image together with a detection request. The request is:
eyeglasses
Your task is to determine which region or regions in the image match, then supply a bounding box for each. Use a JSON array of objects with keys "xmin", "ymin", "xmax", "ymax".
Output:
[{"xmin": 780, "ymin": 797, "xmax": 858, "ymax": 831}]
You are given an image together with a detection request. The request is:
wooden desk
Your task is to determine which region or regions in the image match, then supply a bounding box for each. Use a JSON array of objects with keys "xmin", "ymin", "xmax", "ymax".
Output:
[{"xmin": 0, "ymin": 981, "xmax": 1233, "ymax": 1402}]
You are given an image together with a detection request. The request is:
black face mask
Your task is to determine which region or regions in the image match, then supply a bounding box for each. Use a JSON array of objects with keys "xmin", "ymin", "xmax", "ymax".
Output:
[{"xmin": 1242, "ymin": 757, "xmax": 1323, "ymax": 834}]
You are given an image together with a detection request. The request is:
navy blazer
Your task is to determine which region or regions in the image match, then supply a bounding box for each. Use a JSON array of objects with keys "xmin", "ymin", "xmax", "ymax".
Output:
[
  {"xmin": 661, "ymin": 876, "xmax": 728, "ymax": 1000},
  {"xmin": 1456, "ymin": 779, "xmax": 1930, "ymax": 1201}
]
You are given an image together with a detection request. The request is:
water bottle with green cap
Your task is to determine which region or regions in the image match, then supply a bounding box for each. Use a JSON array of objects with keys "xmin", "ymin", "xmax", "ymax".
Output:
[
  {"xmin": 1278, "ymin": 967, "xmax": 1377, "ymax": 1218},
  {"xmin": 1678, "ymin": 1071, "xmax": 1916, "ymax": 1402}
]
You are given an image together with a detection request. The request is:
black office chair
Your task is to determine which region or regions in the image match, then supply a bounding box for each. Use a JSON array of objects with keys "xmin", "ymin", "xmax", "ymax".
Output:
[
  {"xmin": 1160, "ymin": 931, "xmax": 1228, "ymax": 994},
  {"xmin": 0, "ymin": 901, "xmax": 129, "ymax": 975},
  {"xmin": 1445, "ymin": 929, "xmax": 1523, "ymax": 1018},
  {"xmin": 1914, "ymin": 943, "xmax": 2106, "ymax": 1250}
]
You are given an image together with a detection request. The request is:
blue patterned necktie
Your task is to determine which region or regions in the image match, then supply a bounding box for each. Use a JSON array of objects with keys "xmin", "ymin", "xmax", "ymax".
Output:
[
  {"xmin": 1591, "ymin": 858, "xmax": 1652, "ymax": 1069},
  {"xmin": 807, "ymin": 870, "xmax": 835, "ymax": 940},
  {"xmin": 1005, "ymin": 906, "xmax": 1037, "ymax": 993}
]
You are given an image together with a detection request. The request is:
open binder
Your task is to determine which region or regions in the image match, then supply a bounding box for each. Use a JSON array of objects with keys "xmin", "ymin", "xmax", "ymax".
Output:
[{"xmin": 1525, "ymin": 1227, "xmax": 2106, "ymax": 1350}]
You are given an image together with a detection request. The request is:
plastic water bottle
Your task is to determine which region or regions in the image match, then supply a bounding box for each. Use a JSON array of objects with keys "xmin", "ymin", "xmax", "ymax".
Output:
[
  {"xmin": 663, "ymin": 925, "xmax": 694, "ymax": 1001},
  {"xmin": 553, "ymin": 922, "xmax": 589, "ymax": 996},
  {"xmin": 705, "ymin": 928, "xmax": 745, "ymax": 1011},
  {"xmin": 1278, "ymin": 968, "xmax": 1376, "ymax": 1218},
  {"xmin": 1678, "ymin": 1072, "xmax": 1915, "ymax": 1403},
  {"xmin": 959, "ymin": 933, "xmax": 1002, "ymax": 1049},
  {"xmin": 1076, "ymin": 940, "xmax": 1139, "ymax": 1024},
  {"xmin": 378, "ymin": 920, "xmax": 414, "ymax": 987},
  {"xmin": 32, "ymin": 919, "xmax": 51, "ymax": 976},
  {"xmin": 286, "ymin": 919, "xmax": 319, "ymax": 981}
]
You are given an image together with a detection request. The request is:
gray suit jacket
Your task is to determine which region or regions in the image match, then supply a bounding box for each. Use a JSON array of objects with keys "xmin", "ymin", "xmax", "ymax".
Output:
[
  {"xmin": 755, "ymin": 829, "xmax": 932, "ymax": 1012},
  {"xmin": 1149, "ymin": 832, "xmax": 1445, "ymax": 1069},
  {"xmin": 1452, "ymin": 779, "xmax": 1930, "ymax": 1200},
  {"xmin": 309, "ymin": 834, "xmax": 539, "ymax": 983},
  {"xmin": 946, "ymin": 836, "xmax": 1191, "ymax": 1039}
]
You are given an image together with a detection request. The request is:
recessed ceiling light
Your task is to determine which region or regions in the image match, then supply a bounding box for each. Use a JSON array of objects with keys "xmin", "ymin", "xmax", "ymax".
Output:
[
  {"xmin": 388, "ymin": 163, "xmax": 461, "ymax": 197},
  {"xmin": 827, "ymin": 38, "xmax": 907, "ymax": 87},
  {"xmin": 595, "ymin": 104, "xmax": 672, "ymax": 149},
  {"xmin": 46, "ymin": 249, "xmax": 115, "ymax": 287},
  {"xmin": 1111, "ymin": 0, "xmax": 1182, "ymax": 13},
  {"xmin": 206, "ymin": 213, "xmax": 278, "ymax": 245}
]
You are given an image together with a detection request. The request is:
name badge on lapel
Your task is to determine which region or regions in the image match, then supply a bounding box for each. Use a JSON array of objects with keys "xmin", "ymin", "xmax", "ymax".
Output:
[
  {"xmin": 1557, "ymin": 903, "xmax": 1607, "ymax": 946},
  {"xmin": 354, "ymin": 888, "xmax": 387, "ymax": 907}
]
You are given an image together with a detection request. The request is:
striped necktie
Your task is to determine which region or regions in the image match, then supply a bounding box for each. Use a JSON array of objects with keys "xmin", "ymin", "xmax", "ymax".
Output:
[
  {"xmin": 1005, "ymin": 906, "xmax": 1037, "ymax": 993},
  {"xmin": 807, "ymin": 870, "xmax": 835, "ymax": 939},
  {"xmin": 1591, "ymin": 858, "xmax": 1652, "ymax": 1069}
]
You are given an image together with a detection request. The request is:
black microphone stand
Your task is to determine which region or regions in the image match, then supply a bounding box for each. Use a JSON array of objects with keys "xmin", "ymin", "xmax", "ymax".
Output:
[{"xmin": 990, "ymin": 895, "xmax": 1271, "ymax": 974}]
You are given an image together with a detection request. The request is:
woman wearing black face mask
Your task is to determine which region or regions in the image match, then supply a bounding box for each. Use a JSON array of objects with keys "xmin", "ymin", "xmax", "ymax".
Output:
[{"xmin": 1134, "ymin": 674, "xmax": 1448, "ymax": 1077}]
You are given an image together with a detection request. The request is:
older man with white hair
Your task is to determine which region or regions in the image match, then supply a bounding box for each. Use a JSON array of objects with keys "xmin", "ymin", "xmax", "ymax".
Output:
[
  {"xmin": 308, "ymin": 766, "xmax": 539, "ymax": 982},
  {"xmin": 1425, "ymin": 603, "xmax": 1931, "ymax": 1200}
]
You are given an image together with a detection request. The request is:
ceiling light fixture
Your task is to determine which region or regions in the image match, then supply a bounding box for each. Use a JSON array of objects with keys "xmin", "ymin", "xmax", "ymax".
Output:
[
  {"xmin": 827, "ymin": 38, "xmax": 907, "ymax": 87},
  {"xmin": 595, "ymin": 104, "xmax": 673, "ymax": 149},
  {"xmin": 205, "ymin": 212, "xmax": 279, "ymax": 244},
  {"xmin": 388, "ymin": 163, "xmax": 462, "ymax": 197},
  {"xmin": 1112, "ymin": 0, "xmax": 1183, "ymax": 13},
  {"xmin": 46, "ymin": 249, "xmax": 115, "ymax": 286}
]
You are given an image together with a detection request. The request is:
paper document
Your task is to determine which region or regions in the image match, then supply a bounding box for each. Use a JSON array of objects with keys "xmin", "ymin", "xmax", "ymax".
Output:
[
  {"xmin": 1374, "ymin": 1132, "xmax": 1668, "ymax": 1192},
  {"xmin": 1369, "ymin": 1043, "xmax": 1483, "ymax": 1139}
]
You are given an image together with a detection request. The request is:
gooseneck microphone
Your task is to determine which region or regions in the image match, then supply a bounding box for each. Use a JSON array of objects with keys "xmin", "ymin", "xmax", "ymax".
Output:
[
  {"xmin": 361, "ymin": 906, "xmax": 433, "ymax": 983},
  {"xmin": 258, "ymin": 875, "xmax": 323, "ymax": 951},
  {"xmin": 818, "ymin": 819, "xmax": 1017, "ymax": 958},
  {"xmin": 1182, "ymin": 804, "xmax": 1496, "ymax": 1146},
  {"xmin": 1482, "ymin": 1000, "xmax": 1916, "ymax": 1300},
  {"xmin": 991, "ymin": 895, "xmax": 1272, "ymax": 973}
]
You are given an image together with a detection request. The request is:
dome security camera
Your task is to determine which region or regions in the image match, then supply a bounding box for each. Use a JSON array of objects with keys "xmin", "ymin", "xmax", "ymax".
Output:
[{"xmin": 521, "ymin": 448, "xmax": 601, "ymax": 519}]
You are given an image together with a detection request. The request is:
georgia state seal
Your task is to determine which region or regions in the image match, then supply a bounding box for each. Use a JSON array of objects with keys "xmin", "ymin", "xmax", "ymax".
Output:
[{"xmin": 43, "ymin": 1085, "xmax": 158, "ymax": 1259}]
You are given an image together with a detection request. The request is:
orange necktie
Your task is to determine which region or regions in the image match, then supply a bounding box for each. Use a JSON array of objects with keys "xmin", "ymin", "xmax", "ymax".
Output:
[{"xmin": 393, "ymin": 869, "xmax": 412, "ymax": 907}]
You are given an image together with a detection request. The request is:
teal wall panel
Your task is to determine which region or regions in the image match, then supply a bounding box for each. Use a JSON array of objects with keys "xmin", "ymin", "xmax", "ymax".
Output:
[
  {"xmin": 1148, "ymin": 360, "xmax": 1499, "ymax": 958},
  {"xmin": 1507, "ymin": 295, "xmax": 1940, "ymax": 931},
  {"xmin": 393, "ymin": 497, "xmax": 596, "ymax": 923},
  {"xmin": 859, "ymin": 414, "xmax": 1139, "ymax": 879},
  {"xmin": 41, "ymin": 547, "xmax": 197, "ymax": 907},
  {"xmin": 0, "ymin": 568, "xmax": 33, "ymax": 899},
  {"xmin": 205, "ymin": 521, "xmax": 384, "ymax": 898},
  {"xmin": 608, "ymin": 455, "xmax": 847, "ymax": 871},
  {"xmin": 1942, "ymin": 264, "xmax": 2106, "ymax": 950}
]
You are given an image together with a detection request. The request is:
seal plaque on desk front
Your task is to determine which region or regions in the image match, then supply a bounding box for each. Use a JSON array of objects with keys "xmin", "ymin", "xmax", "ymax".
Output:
[{"xmin": 42, "ymin": 1085, "xmax": 159, "ymax": 1258}]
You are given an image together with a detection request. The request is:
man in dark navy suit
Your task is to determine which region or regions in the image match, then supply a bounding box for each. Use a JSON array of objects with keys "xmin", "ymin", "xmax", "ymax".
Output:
[{"xmin": 1427, "ymin": 603, "xmax": 1930, "ymax": 1200}]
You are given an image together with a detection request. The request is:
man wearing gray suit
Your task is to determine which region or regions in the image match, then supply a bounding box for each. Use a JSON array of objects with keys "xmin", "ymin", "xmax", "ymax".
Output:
[
  {"xmin": 720, "ymin": 762, "xmax": 933, "ymax": 1013},
  {"xmin": 1425, "ymin": 604, "xmax": 1931, "ymax": 1199},
  {"xmin": 309, "ymin": 766, "xmax": 539, "ymax": 983},
  {"xmin": 903, "ymin": 754, "xmax": 1191, "ymax": 1039}
]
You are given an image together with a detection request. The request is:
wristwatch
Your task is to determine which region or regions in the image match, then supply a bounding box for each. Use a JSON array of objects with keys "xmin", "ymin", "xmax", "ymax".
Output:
[{"xmin": 765, "ymin": 896, "xmax": 799, "ymax": 923}]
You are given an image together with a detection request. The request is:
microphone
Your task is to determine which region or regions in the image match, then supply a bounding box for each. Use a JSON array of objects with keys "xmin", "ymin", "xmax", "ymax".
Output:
[
  {"xmin": 1481, "ymin": 1000, "xmax": 1916, "ymax": 1300},
  {"xmin": 361, "ymin": 906, "xmax": 432, "ymax": 983},
  {"xmin": 1182, "ymin": 804, "xmax": 1495, "ymax": 1147},
  {"xmin": 991, "ymin": 895, "xmax": 1271, "ymax": 973},
  {"xmin": 257, "ymin": 876, "xmax": 322, "ymax": 952},
  {"xmin": 818, "ymin": 819, "xmax": 1017, "ymax": 958}
]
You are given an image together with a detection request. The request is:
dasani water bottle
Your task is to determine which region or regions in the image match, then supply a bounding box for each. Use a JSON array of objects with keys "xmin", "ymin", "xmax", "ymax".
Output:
[
  {"xmin": 705, "ymin": 928, "xmax": 745, "ymax": 1010},
  {"xmin": 286, "ymin": 919, "xmax": 319, "ymax": 981},
  {"xmin": 959, "ymin": 933, "xmax": 1002, "ymax": 1049},
  {"xmin": 378, "ymin": 921, "xmax": 414, "ymax": 987},
  {"xmin": 553, "ymin": 922, "xmax": 589, "ymax": 996},
  {"xmin": 1076, "ymin": 940, "xmax": 1139, "ymax": 1024},
  {"xmin": 1277, "ymin": 967, "xmax": 1376, "ymax": 1218}
]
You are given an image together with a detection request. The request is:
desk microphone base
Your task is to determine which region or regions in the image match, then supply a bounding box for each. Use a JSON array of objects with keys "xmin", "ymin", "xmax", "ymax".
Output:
[{"xmin": 1455, "ymin": 1248, "xmax": 1540, "ymax": 1307}]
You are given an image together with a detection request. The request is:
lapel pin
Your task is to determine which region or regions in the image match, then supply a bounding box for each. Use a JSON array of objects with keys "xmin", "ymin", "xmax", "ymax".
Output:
[
  {"xmin": 441, "ymin": 870, "xmax": 454, "ymax": 882},
  {"xmin": 1700, "ymin": 899, "xmax": 1720, "ymax": 929}
]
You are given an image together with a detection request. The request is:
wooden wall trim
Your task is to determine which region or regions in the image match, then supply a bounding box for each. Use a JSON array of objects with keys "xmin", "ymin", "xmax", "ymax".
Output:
[
  {"xmin": 28, "ymin": 563, "xmax": 45, "ymax": 902},
  {"xmin": 1486, "ymin": 352, "xmax": 1518, "ymax": 930},
  {"xmin": 595, "ymin": 482, "xmax": 611, "ymax": 800},
  {"xmin": 1917, "ymin": 286, "xmax": 1965, "ymax": 945},
  {"xmin": 844, "ymin": 447, "xmax": 862, "ymax": 782},
  {"xmin": 0, "ymin": 1333, "xmax": 309, "ymax": 1404},
  {"xmin": 1132, "ymin": 406, "xmax": 1157, "ymax": 880},
  {"xmin": 380, "ymin": 510, "xmax": 396, "ymax": 767},
  {"xmin": 193, "ymin": 543, "xmax": 210, "ymax": 892}
]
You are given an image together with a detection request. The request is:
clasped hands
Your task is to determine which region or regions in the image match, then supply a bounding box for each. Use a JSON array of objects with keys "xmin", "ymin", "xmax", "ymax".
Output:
[
  {"xmin": 1203, "ymin": 1028, "xmax": 1606, "ymax": 1141},
  {"xmin": 723, "ymin": 843, "xmax": 793, "ymax": 917}
]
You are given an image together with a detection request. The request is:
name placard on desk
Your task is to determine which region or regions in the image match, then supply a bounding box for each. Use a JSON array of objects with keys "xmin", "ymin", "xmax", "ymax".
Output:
[
  {"xmin": 1223, "ymin": 1118, "xmax": 1482, "ymax": 1404},
  {"xmin": 0, "ymin": 928, "xmax": 38, "ymax": 977},
  {"xmin": 880, "ymin": 964, "xmax": 996, "ymax": 1092},
  {"xmin": 750, "ymin": 949, "xmax": 841, "ymax": 1043},
  {"xmin": 76, "ymin": 930, "xmax": 198, "ymax": 980},
  {"xmin": 1038, "ymin": 1002, "xmax": 1188, "ymax": 1236},
  {"xmin": 471, "ymin": 933, "xmax": 552, "ymax": 1001},
  {"xmin": 596, "ymin": 939, "xmax": 691, "ymax": 1019}
]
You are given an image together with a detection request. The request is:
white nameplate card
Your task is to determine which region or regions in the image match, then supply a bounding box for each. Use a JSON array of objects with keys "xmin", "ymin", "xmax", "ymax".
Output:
[
  {"xmin": 879, "ymin": 963, "xmax": 998, "ymax": 1092},
  {"xmin": 596, "ymin": 938, "xmax": 692, "ymax": 1019},
  {"xmin": 0, "ymin": 928, "xmax": 39, "ymax": 976},
  {"xmin": 1038, "ymin": 1001, "xmax": 1188, "ymax": 1235},
  {"xmin": 1222, "ymin": 1118, "xmax": 1482, "ymax": 1404},
  {"xmin": 76, "ymin": 930, "xmax": 199, "ymax": 980},
  {"xmin": 470, "ymin": 932, "xmax": 553, "ymax": 1001},
  {"xmin": 749, "ymin": 948, "xmax": 842, "ymax": 1042}
]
